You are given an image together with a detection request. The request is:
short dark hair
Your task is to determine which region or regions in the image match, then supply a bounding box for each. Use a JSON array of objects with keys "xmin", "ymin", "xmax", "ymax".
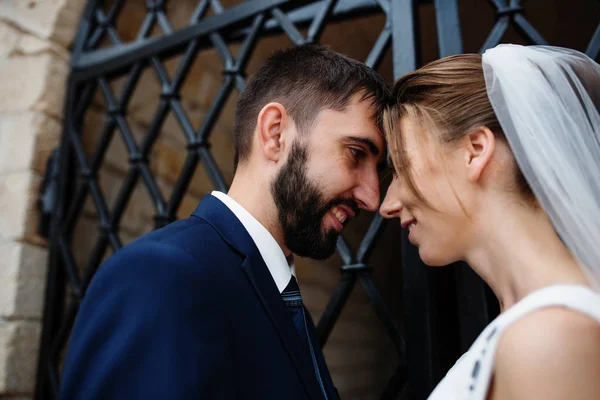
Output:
[{"xmin": 233, "ymin": 44, "xmax": 390, "ymax": 169}]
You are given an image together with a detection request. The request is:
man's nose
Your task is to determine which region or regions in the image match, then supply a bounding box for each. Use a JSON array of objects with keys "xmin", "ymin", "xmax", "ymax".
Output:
[
  {"xmin": 379, "ymin": 181, "xmax": 402, "ymax": 219},
  {"xmin": 353, "ymin": 172, "xmax": 380, "ymax": 212}
]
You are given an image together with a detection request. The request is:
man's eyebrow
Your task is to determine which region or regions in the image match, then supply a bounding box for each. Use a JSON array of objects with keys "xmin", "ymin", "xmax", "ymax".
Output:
[{"xmin": 347, "ymin": 136, "xmax": 380, "ymax": 157}]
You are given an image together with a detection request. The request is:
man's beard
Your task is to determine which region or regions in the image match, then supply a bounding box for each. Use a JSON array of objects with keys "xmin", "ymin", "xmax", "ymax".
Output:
[{"xmin": 271, "ymin": 142, "xmax": 358, "ymax": 260}]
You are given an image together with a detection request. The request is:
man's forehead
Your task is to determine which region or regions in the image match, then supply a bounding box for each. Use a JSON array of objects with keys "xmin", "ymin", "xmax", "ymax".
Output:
[{"xmin": 312, "ymin": 102, "xmax": 386, "ymax": 154}]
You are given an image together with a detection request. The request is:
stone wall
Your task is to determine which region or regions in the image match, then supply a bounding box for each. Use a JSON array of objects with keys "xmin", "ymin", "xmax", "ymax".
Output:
[{"xmin": 0, "ymin": 1, "xmax": 86, "ymax": 398}]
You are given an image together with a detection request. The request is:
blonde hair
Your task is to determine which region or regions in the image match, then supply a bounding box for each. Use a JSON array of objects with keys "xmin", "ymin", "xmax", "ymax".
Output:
[{"xmin": 384, "ymin": 53, "xmax": 533, "ymax": 204}]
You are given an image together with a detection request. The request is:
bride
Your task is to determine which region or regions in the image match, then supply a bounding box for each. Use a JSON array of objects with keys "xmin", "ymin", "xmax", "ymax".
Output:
[{"xmin": 379, "ymin": 44, "xmax": 600, "ymax": 399}]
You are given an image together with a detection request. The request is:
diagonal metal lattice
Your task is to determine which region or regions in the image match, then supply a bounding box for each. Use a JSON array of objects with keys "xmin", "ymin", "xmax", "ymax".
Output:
[{"xmin": 35, "ymin": 1, "xmax": 599, "ymax": 399}]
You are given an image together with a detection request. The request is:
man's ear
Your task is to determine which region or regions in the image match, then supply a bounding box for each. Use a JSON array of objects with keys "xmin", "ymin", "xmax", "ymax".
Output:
[
  {"xmin": 464, "ymin": 126, "xmax": 496, "ymax": 182},
  {"xmin": 257, "ymin": 102, "xmax": 289, "ymax": 163}
]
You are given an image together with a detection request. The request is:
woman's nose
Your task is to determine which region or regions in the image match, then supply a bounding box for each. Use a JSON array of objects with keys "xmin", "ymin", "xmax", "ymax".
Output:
[{"xmin": 379, "ymin": 182, "xmax": 403, "ymax": 219}]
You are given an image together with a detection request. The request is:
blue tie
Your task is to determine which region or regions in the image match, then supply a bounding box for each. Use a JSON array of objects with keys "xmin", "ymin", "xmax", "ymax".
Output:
[{"xmin": 281, "ymin": 276, "xmax": 330, "ymax": 400}]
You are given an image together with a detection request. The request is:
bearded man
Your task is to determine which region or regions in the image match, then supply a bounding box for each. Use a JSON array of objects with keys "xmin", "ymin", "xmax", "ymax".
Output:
[{"xmin": 60, "ymin": 44, "xmax": 389, "ymax": 400}]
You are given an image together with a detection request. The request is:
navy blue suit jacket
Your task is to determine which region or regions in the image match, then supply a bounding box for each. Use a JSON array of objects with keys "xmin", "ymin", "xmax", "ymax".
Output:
[{"xmin": 59, "ymin": 195, "xmax": 337, "ymax": 399}]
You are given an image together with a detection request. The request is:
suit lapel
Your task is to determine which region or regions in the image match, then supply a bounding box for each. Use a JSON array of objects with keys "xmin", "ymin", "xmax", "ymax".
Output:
[
  {"xmin": 304, "ymin": 308, "xmax": 339, "ymax": 400},
  {"xmin": 193, "ymin": 195, "xmax": 324, "ymax": 400},
  {"xmin": 241, "ymin": 255, "xmax": 324, "ymax": 400}
]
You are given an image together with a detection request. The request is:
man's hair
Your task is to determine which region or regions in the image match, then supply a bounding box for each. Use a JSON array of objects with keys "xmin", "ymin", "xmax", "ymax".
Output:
[{"xmin": 233, "ymin": 44, "xmax": 390, "ymax": 169}]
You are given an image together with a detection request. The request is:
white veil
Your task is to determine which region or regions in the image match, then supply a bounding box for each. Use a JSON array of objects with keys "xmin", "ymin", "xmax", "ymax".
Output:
[{"xmin": 482, "ymin": 44, "xmax": 600, "ymax": 291}]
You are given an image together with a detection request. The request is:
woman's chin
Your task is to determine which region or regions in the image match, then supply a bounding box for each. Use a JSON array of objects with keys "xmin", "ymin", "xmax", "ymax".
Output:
[{"xmin": 419, "ymin": 248, "xmax": 452, "ymax": 267}]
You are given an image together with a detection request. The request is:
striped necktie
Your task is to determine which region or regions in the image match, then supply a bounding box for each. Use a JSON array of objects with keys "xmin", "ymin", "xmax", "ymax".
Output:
[{"xmin": 281, "ymin": 276, "xmax": 330, "ymax": 400}]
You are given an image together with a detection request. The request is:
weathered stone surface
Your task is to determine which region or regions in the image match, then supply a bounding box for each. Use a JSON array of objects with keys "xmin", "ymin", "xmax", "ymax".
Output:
[
  {"xmin": 0, "ymin": 21, "xmax": 69, "ymax": 60},
  {"xmin": 0, "ymin": 0, "xmax": 85, "ymax": 47},
  {"xmin": 0, "ymin": 240, "xmax": 48, "ymax": 319},
  {"xmin": 0, "ymin": 320, "xmax": 41, "ymax": 394},
  {"xmin": 0, "ymin": 53, "xmax": 68, "ymax": 118},
  {"xmin": 0, "ymin": 21, "xmax": 21, "ymax": 57},
  {"xmin": 0, "ymin": 56, "xmax": 47, "ymax": 112},
  {"xmin": 0, "ymin": 115, "xmax": 36, "ymax": 176},
  {"xmin": 17, "ymin": 32, "xmax": 69, "ymax": 60},
  {"xmin": 0, "ymin": 171, "xmax": 44, "ymax": 246},
  {"xmin": 0, "ymin": 112, "xmax": 61, "ymax": 176}
]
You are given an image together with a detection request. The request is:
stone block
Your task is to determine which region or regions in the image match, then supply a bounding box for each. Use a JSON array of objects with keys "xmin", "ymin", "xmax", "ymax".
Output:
[
  {"xmin": 0, "ymin": 171, "xmax": 44, "ymax": 245},
  {"xmin": 17, "ymin": 32, "xmax": 70, "ymax": 61},
  {"xmin": 0, "ymin": 21, "xmax": 69, "ymax": 60},
  {"xmin": 0, "ymin": 240, "xmax": 48, "ymax": 319},
  {"xmin": 0, "ymin": 53, "xmax": 68, "ymax": 118},
  {"xmin": 0, "ymin": 21, "xmax": 21, "ymax": 58},
  {"xmin": 0, "ymin": 112, "xmax": 61, "ymax": 175},
  {"xmin": 0, "ymin": 320, "xmax": 41, "ymax": 394},
  {"xmin": 34, "ymin": 54, "xmax": 69, "ymax": 119},
  {"xmin": 0, "ymin": 0, "xmax": 85, "ymax": 47}
]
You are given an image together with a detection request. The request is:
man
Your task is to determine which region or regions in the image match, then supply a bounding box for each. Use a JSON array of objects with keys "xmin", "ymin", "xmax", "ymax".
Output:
[{"xmin": 59, "ymin": 45, "xmax": 389, "ymax": 399}]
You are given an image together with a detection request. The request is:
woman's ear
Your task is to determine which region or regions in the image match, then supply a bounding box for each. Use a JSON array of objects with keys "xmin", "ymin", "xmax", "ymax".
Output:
[
  {"xmin": 257, "ymin": 102, "xmax": 288, "ymax": 163},
  {"xmin": 464, "ymin": 126, "xmax": 496, "ymax": 182}
]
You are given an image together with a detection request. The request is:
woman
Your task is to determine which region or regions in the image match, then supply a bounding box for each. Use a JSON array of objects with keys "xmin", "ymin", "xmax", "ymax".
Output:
[{"xmin": 380, "ymin": 44, "xmax": 600, "ymax": 399}]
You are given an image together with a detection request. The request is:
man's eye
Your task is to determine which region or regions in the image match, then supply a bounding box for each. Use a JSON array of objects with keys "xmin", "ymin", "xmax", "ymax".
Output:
[{"xmin": 350, "ymin": 148, "xmax": 365, "ymax": 160}]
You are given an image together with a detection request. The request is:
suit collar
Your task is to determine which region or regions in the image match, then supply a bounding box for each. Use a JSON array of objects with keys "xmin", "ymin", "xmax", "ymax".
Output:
[
  {"xmin": 192, "ymin": 195, "xmax": 256, "ymax": 257},
  {"xmin": 210, "ymin": 191, "xmax": 293, "ymax": 293},
  {"xmin": 192, "ymin": 195, "xmax": 325, "ymax": 400}
]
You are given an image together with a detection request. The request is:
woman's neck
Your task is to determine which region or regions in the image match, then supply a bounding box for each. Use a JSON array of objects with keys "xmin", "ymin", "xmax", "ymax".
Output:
[{"xmin": 464, "ymin": 198, "xmax": 590, "ymax": 312}]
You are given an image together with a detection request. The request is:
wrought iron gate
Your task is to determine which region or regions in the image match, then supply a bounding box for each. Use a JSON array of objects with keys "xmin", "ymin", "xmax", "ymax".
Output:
[{"xmin": 35, "ymin": 0, "xmax": 599, "ymax": 399}]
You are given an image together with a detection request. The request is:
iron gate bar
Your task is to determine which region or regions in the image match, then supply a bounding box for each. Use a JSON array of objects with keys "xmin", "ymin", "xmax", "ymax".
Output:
[
  {"xmin": 365, "ymin": 21, "xmax": 392, "ymax": 68},
  {"xmin": 587, "ymin": 23, "xmax": 600, "ymax": 59},
  {"xmin": 72, "ymin": 0, "xmax": 324, "ymax": 80},
  {"xmin": 170, "ymin": 0, "xmax": 386, "ymax": 53},
  {"xmin": 36, "ymin": 74, "xmax": 78, "ymax": 399},
  {"xmin": 481, "ymin": 0, "xmax": 548, "ymax": 53},
  {"xmin": 75, "ymin": 0, "xmax": 388, "ymax": 84},
  {"xmin": 391, "ymin": 0, "xmax": 420, "ymax": 78},
  {"xmin": 434, "ymin": 0, "xmax": 462, "ymax": 57}
]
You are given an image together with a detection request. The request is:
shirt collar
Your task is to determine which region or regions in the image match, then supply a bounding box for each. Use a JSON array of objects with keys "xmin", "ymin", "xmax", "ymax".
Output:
[{"xmin": 211, "ymin": 191, "xmax": 294, "ymax": 293}]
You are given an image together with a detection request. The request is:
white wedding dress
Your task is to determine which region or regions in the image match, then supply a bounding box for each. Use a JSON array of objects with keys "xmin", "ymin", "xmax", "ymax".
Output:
[{"xmin": 428, "ymin": 284, "xmax": 600, "ymax": 400}]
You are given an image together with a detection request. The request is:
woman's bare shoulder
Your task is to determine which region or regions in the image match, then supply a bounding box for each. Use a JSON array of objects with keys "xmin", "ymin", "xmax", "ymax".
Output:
[{"xmin": 489, "ymin": 307, "xmax": 600, "ymax": 400}]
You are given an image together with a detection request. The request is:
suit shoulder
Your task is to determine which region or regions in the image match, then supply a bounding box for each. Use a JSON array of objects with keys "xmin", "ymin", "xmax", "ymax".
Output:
[
  {"xmin": 91, "ymin": 239, "xmax": 233, "ymax": 301},
  {"xmin": 131, "ymin": 216, "xmax": 242, "ymax": 262}
]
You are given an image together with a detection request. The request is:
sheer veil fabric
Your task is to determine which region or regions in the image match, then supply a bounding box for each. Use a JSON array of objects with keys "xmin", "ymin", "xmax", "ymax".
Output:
[{"xmin": 482, "ymin": 44, "xmax": 600, "ymax": 291}]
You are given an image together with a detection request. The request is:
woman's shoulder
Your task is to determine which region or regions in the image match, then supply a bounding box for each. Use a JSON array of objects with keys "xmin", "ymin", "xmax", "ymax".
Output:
[
  {"xmin": 496, "ymin": 306, "xmax": 600, "ymax": 360},
  {"xmin": 429, "ymin": 285, "xmax": 600, "ymax": 400},
  {"xmin": 490, "ymin": 306, "xmax": 600, "ymax": 400}
]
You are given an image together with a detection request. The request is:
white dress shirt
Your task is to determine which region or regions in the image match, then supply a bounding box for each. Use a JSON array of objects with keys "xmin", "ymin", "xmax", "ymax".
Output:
[{"xmin": 211, "ymin": 191, "xmax": 294, "ymax": 293}]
